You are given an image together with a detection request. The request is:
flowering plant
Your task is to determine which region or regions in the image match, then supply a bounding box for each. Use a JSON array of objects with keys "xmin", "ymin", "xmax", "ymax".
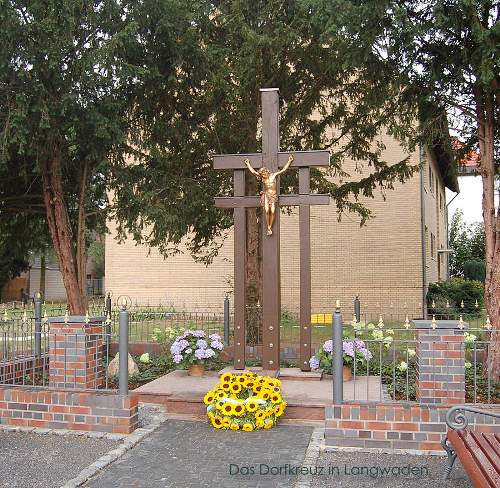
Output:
[
  {"xmin": 205, "ymin": 372, "xmax": 286, "ymax": 431},
  {"xmin": 170, "ymin": 330, "xmax": 223, "ymax": 368},
  {"xmin": 309, "ymin": 339, "xmax": 372, "ymax": 373}
]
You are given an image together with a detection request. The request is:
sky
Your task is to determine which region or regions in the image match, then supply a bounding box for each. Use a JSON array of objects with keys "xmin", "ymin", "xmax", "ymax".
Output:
[{"xmin": 446, "ymin": 176, "xmax": 485, "ymax": 225}]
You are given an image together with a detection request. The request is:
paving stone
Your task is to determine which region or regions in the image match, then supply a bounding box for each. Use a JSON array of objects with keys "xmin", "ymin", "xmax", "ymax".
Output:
[{"xmin": 87, "ymin": 419, "xmax": 314, "ymax": 488}]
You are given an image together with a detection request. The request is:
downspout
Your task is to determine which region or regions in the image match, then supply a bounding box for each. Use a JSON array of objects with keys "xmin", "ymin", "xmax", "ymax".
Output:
[{"xmin": 419, "ymin": 148, "xmax": 427, "ymax": 319}]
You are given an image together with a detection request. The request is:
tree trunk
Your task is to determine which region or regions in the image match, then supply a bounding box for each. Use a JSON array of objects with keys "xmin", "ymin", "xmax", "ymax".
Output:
[
  {"xmin": 475, "ymin": 87, "xmax": 500, "ymax": 379},
  {"xmin": 40, "ymin": 148, "xmax": 85, "ymax": 315},
  {"xmin": 76, "ymin": 163, "xmax": 88, "ymax": 309},
  {"xmin": 39, "ymin": 253, "xmax": 46, "ymax": 300}
]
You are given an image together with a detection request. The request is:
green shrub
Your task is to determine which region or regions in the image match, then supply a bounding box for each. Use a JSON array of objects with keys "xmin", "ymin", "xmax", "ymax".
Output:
[
  {"xmin": 463, "ymin": 260, "xmax": 486, "ymax": 282},
  {"xmin": 427, "ymin": 277, "xmax": 484, "ymax": 315}
]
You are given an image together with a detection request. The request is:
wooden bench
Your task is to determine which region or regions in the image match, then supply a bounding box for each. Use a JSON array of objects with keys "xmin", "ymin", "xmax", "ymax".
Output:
[{"xmin": 442, "ymin": 405, "xmax": 500, "ymax": 487}]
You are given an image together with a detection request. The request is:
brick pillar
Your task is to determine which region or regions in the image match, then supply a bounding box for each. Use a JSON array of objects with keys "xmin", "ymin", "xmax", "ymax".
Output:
[
  {"xmin": 49, "ymin": 317, "xmax": 105, "ymax": 389},
  {"xmin": 416, "ymin": 323, "xmax": 465, "ymax": 405}
]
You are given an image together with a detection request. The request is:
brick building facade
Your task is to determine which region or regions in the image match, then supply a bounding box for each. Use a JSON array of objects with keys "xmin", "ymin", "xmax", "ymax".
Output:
[{"xmin": 105, "ymin": 134, "xmax": 458, "ymax": 319}]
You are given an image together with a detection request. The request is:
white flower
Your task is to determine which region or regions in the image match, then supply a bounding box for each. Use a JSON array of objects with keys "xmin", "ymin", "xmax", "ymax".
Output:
[
  {"xmin": 398, "ymin": 361, "xmax": 408, "ymax": 372},
  {"xmin": 372, "ymin": 329, "xmax": 384, "ymax": 340},
  {"xmin": 139, "ymin": 353, "xmax": 150, "ymax": 364},
  {"xmin": 407, "ymin": 348, "xmax": 416, "ymax": 358},
  {"xmin": 367, "ymin": 323, "xmax": 375, "ymax": 330},
  {"xmin": 386, "ymin": 329, "xmax": 394, "ymax": 335},
  {"xmin": 464, "ymin": 332, "xmax": 477, "ymax": 342},
  {"xmin": 465, "ymin": 361, "xmax": 472, "ymax": 369}
]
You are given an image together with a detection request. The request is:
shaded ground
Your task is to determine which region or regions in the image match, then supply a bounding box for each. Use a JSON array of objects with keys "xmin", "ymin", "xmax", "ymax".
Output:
[
  {"xmin": 85, "ymin": 419, "xmax": 314, "ymax": 488},
  {"xmin": 0, "ymin": 431, "xmax": 118, "ymax": 488},
  {"xmin": 312, "ymin": 450, "xmax": 472, "ymax": 488}
]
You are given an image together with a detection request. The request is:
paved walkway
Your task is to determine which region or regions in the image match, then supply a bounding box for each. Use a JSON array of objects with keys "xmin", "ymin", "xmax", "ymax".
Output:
[
  {"xmin": 85, "ymin": 419, "xmax": 314, "ymax": 488},
  {"xmin": 312, "ymin": 450, "xmax": 472, "ymax": 488}
]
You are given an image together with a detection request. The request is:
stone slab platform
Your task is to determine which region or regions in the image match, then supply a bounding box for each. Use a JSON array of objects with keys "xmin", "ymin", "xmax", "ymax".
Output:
[{"xmin": 133, "ymin": 370, "xmax": 383, "ymax": 421}]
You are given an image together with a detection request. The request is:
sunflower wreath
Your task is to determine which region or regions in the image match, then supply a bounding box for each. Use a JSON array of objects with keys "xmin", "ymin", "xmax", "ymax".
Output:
[{"xmin": 204, "ymin": 372, "xmax": 286, "ymax": 431}]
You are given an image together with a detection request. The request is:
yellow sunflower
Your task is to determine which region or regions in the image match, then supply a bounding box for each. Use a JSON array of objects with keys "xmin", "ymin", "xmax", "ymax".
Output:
[
  {"xmin": 230, "ymin": 383, "xmax": 242, "ymax": 394},
  {"xmin": 216, "ymin": 400, "xmax": 225, "ymax": 410},
  {"xmin": 270, "ymin": 393, "xmax": 281, "ymax": 404},
  {"xmin": 220, "ymin": 372, "xmax": 233, "ymax": 383},
  {"xmin": 236, "ymin": 375, "xmax": 246, "ymax": 384},
  {"xmin": 222, "ymin": 417, "xmax": 231, "ymax": 428},
  {"xmin": 203, "ymin": 391, "xmax": 215, "ymax": 405},
  {"xmin": 246, "ymin": 399, "xmax": 259, "ymax": 412},
  {"xmin": 230, "ymin": 423, "xmax": 240, "ymax": 431},
  {"xmin": 245, "ymin": 380, "xmax": 255, "ymax": 389},
  {"xmin": 255, "ymin": 411, "xmax": 265, "ymax": 420},
  {"xmin": 233, "ymin": 403, "xmax": 245, "ymax": 416},
  {"xmin": 211, "ymin": 416, "xmax": 223, "ymax": 429},
  {"xmin": 242, "ymin": 423, "xmax": 254, "ymax": 432},
  {"xmin": 221, "ymin": 382, "xmax": 231, "ymax": 392},
  {"xmin": 264, "ymin": 419, "xmax": 273, "ymax": 429},
  {"xmin": 256, "ymin": 419, "xmax": 265, "ymax": 428},
  {"xmin": 216, "ymin": 390, "xmax": 226, "ymax": 400},
  {"xmin": 258, "ymin": 390, "xmax": 271, "ymax": 401},
  {"xmin": 222, "ymin": 403, "xmax": 234, "ymax": 416}
]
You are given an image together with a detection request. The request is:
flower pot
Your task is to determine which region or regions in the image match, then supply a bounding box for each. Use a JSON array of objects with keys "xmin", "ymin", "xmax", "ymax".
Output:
[
  {"xmin": 343, "ymin": 365, "xmax": 352, "ymax": 382},
  {"xmin": 188, "ymin": 364, "xmax": 205, "ymax": 377}
]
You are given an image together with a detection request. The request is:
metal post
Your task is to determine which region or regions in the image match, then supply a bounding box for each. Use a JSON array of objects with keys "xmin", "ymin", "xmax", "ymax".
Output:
[
  {"xmin": 34, "ymin": 293, "xmax": 42, "ymax": 357},
  {"xmin": 223, "ymin": 295, "xmax": 230, "ymax": 345},
  {"xmin": 105, "ymin": 293, "xmax": 112, "ymax": 358},
  {"xmin": 333, "ymin": 301, "xmax": 343, "ymax": 404},
  {"xmin": 354, "ymin": 296, "xmax": 361, "ymax": 323},
  {"xmin": 119, "ymin": 303, "xmax": 129, "ymax": 396}
]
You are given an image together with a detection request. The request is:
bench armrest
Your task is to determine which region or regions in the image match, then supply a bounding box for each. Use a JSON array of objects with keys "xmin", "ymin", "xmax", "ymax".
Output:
[{"xmin": 446, "ymin": 405, "xmax": 500, "ymax": 431}]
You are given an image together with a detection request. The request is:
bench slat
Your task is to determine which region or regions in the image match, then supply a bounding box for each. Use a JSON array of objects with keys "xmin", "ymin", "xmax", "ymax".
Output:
[
  {"xmin": 449, "ymin": 429, "xmax": 500, "ymax": 488},
  {"xmin": 470, "ymin": 431, "xmax": 500, "ymax": 477}
]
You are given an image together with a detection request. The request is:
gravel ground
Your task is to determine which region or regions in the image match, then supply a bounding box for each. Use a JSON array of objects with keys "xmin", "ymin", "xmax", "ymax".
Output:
[
  {"xmin": 311, "ymin": 450, "xmax": 472, "ymax": 488},
  {"xmin": 0, "ymin": 431, "xmax": 119, "ymax": 488}
]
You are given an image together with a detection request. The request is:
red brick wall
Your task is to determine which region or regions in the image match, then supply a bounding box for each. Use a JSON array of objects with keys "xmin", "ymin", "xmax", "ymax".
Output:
[
  {"xmin": 0, "ymin": 355, "xmax": 48, "ymax": 384},
  {"xmin": 0, "ymin": 386, "xmax": 138, "ymax": 434},
  {"xmin": 325, "ymin": 402, "xmax": 500, "ymax": 454}
]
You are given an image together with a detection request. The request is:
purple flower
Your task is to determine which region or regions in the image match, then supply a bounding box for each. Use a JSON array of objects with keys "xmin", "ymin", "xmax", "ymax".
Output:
[
  {"xmin": 173, "ymin": 354, "xmax": 183, "ymax": 364},
  {"xmin": 170, "ymin": 341, "xmax": 183, "ymax": 355},
  {"xmin": 191, "ymin": 330, "xmax": 206, "ymax": 338},
  {"xmin": 210, "ymin": 340, "xmax": 224, "ymax": 351},
  {"xmin": 309, "ymin": 356, "xmax": 320, "ymax": 370},
  {"xmin": 209, "ymin": 333, "xmax": 221, "ymax": 341},
  {"xmin": 323, "ymin": 340, "xmax": 333, "ymax": 353},
  {"xmin": 196, "ymin": 339, "xmax": 208, "ymax": 349}
]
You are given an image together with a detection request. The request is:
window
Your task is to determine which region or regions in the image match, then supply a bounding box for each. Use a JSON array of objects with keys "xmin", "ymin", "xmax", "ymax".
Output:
[
  {"xmin": 428, "ymin": 165, "xmax": 434, "ymax": 194},
  {"xmin": 430, "ymin": 233, "xmax": 436, "ymax": 259}
]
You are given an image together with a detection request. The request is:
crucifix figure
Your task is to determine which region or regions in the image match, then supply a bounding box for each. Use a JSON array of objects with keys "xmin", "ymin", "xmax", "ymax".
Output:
[
  {"xmin": 214, "ymin": 88, "xmax": 330, "ymax": 372},
  {"xmin": 244, "ymin": 154, "xmax": 294, "ymax": 235}
]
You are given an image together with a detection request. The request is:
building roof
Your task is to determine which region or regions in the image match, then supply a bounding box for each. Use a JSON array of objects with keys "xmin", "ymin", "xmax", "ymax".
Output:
[{"xmin": 452, "ymin": 138, "xmax": 481, "ymax": 176}]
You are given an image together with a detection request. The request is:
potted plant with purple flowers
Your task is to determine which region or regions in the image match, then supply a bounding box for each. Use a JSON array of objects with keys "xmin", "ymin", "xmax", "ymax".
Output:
[
  {"xmin": 309, "ymin": 339, "xmax": 372, "ymax": 381},
  {"xmin": 170, "ymin": 330, "xmax": 224, "ymax": 376}
]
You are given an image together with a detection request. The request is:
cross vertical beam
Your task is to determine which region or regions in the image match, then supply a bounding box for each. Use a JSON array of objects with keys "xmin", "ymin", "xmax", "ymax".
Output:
[
  {"xmin": 233, "ymin": 170, "xmax": 246, "ymax": 369},
  {"xmin": 299, "ymin": 167, "xmax": 312, "ymax": 371},
  {"xmin": 261, "ymin": 88, "xmax": 281, "ymax": 371}
]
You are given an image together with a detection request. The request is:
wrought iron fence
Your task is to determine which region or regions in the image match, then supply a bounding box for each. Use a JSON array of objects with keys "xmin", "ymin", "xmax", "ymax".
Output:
[{"xmin": 0, "ymin": 316, "xmax": 113, "ymax": 390}]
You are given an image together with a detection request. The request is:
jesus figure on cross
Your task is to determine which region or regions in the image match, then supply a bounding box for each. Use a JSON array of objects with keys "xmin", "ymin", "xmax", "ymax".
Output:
[{"xmin": 244, "ymin": 154, "xmax": 294, "ymax": 235}]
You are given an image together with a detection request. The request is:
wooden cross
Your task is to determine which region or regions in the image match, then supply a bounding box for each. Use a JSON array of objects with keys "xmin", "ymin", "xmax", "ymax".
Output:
[{"xmin": 214, "ymin": 88, "xmax": 330, "ymax": 372}]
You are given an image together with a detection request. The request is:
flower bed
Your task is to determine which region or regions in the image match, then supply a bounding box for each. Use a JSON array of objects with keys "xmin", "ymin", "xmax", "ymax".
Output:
[{"xmin": 204, "ymin": 372, "xmax": 286, "ymax": 431}]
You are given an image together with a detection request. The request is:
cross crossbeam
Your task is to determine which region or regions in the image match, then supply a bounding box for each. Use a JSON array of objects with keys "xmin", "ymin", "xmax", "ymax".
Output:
[
  {"xmin": 213, "ymin": 88, "xmax": 330, "ymax": 372},
  {"xmin": 214, "ymin": 150, "xmax": 330, "ymax": 170}
]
